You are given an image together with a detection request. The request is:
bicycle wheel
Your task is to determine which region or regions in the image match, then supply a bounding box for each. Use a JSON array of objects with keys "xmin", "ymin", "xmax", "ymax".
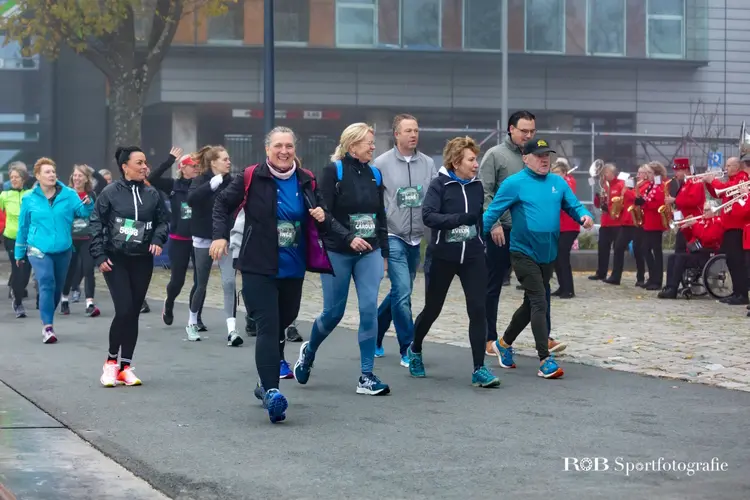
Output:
[{"xmin": 703, "ymin": 254, "xmax": 733, "ymax": 299}]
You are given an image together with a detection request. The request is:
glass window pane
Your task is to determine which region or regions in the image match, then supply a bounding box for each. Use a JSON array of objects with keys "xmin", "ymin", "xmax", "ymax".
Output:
[
  {"xmin": 648, "ymin": 18, "xmax": 683, "ymax": 56},
  {"xmin": 275, "ymin": 0, "xmax": 310, "ymax": 43},
  {"xmin": 402, "ymin": 0, "xmax": 440, "ymax": 48},
  {"xmin": 338, "ymin": 7, "xmax": 376, "ymax": 46},
  {"xmin": 588, "ymin": 0, "xmax": 625, "ymax": 55},
  {"xmin": 526, "ymin": 0, "xmax": 564, "ymax": 52},
  {"xmin": 648, "ymin": 0, "xmax": 684, "ymax": 16},
  {"xmin": 207, "ymin": 2, "xmax": 244, "ymax": 41},
  {"xmin": 463, "ymin": 0, "xmax": 502, "ymax": 50}
]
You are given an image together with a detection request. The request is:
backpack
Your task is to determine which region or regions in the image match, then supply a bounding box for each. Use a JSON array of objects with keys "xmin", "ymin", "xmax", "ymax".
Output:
[{"xmin": 335, "ymin": 159, "xmax": 382, "ymax": 186}]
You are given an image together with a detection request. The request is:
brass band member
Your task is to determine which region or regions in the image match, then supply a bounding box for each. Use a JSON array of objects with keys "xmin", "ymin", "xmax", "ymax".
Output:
[
  {"xmin": 589, "ymin": 163, "xmax": 623, "ymax": 281},
  {"xmin": 668, "ymin": 158, "xmax": 705, "ymax": 254},
  {"xmin": 703, "ymin": 157, "xmax": 750, "ymax": 305},
  {"xmin": 634, "ymin": 164, "xmax": 665, "ymax": 290},
  {"xmin": 551, "ymin": 159, "xmax": 578, "ymax": 298},
  {"xmin": 605, "ymin": 171, "xmax": 644, "ymax": 285}
]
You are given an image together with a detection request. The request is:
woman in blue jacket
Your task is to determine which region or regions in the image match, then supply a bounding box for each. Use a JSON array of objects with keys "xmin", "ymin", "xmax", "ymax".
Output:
[{"xmin": 15, "ymin": 157, "xmax": 93, "ymax": 344}]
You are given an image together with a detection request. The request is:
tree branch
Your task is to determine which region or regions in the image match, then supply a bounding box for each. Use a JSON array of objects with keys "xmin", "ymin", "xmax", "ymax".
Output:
[{"xmin": 139, "ymin": 0, "xmax": 183, "ymax": 98}]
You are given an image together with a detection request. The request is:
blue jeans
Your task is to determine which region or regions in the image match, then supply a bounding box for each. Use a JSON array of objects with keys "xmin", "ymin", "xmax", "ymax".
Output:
[
  {"xmin": 308, "ymin": 250, "xmax": 384, "ymax": 374},
  {"xmin": 28, "ymin": 249, "xmax": 72, "ymax": 326},
  {"xmin": 376, "ymin": 237, "xmax": 421, "ymax": 355}
]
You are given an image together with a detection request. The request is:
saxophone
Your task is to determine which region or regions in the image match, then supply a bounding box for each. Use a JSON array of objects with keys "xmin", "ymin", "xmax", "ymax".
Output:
[
  {"xmin": 610, "ymin": 183, "xmax": 624, "ymax": 219},
  {"xmin": 658, "ymin": 179, "xmax": 674, "ymax": 229},
  {"xmin": 628, "ymin": 180, "xmax": 645, "ymax": 227}
]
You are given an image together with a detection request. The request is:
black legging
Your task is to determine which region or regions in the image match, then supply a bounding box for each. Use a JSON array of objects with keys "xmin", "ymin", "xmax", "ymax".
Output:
[
  {"xmin": 165, "ymin": 238, "xmax": 199, "ymax": 309},
  {"xmin": 413, "ymin": 255, "xmax": 487, "ymax": 370},
  {"xmin": 241, "ymin": 273, "xmax": 303, "ymax": 391},
  {"xmin": 632, "ymin": 228, "xmax": 653, "ymax": 283},
  {"xmin": 610, "ymin": 225, "xmax": 645, "ymax": 283},
  {"xmin": 641, "ymin": 230, "xmax": 664, "ymax": 286},
  {"xmin": 721, "ymin": 229, "xmax": 748, "ymax": 298},
  {"xmin": 554, "ymin": 231, "xmax": 578, "ymax": 295},
  {"xmin": 4, "ymin": 236, "xmax": 31, "ymax": 307},
  {"xmin": 595, "ymin": 226, "xmax": 618, "ymax": 277},
  {"xmin": 63, "ymin": 239, "xmax": 95, "ymax": 298},
  {"xmin": 104, "ymin": 254, "xmax": 154, "ymax": 367}
]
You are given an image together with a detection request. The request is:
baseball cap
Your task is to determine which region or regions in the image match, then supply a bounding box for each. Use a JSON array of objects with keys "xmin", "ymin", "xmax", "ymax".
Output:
[{"xmin": 522, "ymin": 138, "xmax": 556, "ymax": 156}]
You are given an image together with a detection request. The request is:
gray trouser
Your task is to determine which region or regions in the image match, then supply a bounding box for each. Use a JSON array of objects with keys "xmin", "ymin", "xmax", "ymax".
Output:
[{"xmin": 190, "ymin": 247, "xmax": 236, "ymax": 320}]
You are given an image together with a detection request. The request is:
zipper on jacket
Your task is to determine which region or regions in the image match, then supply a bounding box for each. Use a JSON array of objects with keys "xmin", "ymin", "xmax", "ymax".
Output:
[
  {"xmin": 407, "ymin": 160, "xmax": 413, "ymax": 243},
  {"xmin": 460, "ymin": 184, "xmax": 468, "ymax": 265}
]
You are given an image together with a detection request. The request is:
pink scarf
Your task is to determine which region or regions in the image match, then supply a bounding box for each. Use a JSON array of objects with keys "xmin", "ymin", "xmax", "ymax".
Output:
[{"xmin": 267, "ymin": 159, "xmax": 296, "ymax": 180}]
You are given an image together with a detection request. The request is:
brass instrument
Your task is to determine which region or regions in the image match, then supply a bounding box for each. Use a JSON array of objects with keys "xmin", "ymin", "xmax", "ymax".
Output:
[
  {"xmin": 712, "ymin": 193, "xmax": 749, "ymax": 214},
  {"xmin": 610, "ymin": 194, "xmax": 624, "ymax": 218},
  {"xmin": 628, "ymin": 179, "xmax": 646, "ymax": 227},
  {"xmin": 685, "ymin": 170, "xmax": 726, "ymax": 181},
  {"xmin": 659, "ymin": 179, "xmax": 674, "ymax": 229},
  {"xmin": 670, "ymin": 214, "xmax": 705, "ymax": 229},
  {"xmin": 715, "ymin": 180, "xmax": 750, "ymax": 198}
]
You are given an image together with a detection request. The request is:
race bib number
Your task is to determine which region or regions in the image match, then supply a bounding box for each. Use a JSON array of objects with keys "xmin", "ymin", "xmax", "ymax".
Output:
[
  {"xmin": 445, "ymin": 225, "xmax": 477, "ymax": 243},
  {"xmin": 72, "ymin": 218, "xmax": 90, "ymax": 235},
  {"xmin": 277, "ymin": 221, "xmax": 300, "ymax": 248},
  {"xmin": 113, "ymin": 217, "xmax": 148, "ymax": 244},
  {"xmin": 180, "ymin": 202, "xmax": 192, "ymax": 220},
  {"xmin": 396, "ymin": 186, "xmax": 424, "ymax": 208},
  {"xmin": 349, "ymin": 213, "xmax": 377, "ymax": 239}
]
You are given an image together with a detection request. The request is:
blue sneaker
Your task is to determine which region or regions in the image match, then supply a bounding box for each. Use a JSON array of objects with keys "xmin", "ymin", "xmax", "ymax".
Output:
[
  {"xmin": 492, "ymin": 340, "xmax": 516, "ymax": 369},
  {"xmin": 375, "ymin": 345, "xmax": 385, "ymax": 358},
  {"xmin": 293, "ymin": 341, "xmax": 315, "ymax": 385},
  {"xmin": 472, "ymin": 366, "xmax": 501, "ymax": 388},
  {"xmin": 538, "ymin": 354, "xmax": 564, "ymax": 379},
  {"xmin": 254, "ymin": 382, "xmax": 288, "ymax": 423},
  {"xmin": 280, "ymin": 359, "xmax": 294, "ymax": 379},
  {"xmin": 407, "ymin": 346, "xmax": 425, "ymax": 378},
  {"xmin": 356, "ymin": 373, "xmax": 390, "ymax": 396},
  {"xmin": 400, "ymin": 354, "xmax": 409, "ymax": 368}
]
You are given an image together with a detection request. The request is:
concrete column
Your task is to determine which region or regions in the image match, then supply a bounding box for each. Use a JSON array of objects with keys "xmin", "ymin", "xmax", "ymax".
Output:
[
  {"xmin": 171, "ymin": 106, "xmax": 198, "ymax": 175},
  {"xmin": 368, "ymin": 110, "xmax": 393, "ymax": 160}
]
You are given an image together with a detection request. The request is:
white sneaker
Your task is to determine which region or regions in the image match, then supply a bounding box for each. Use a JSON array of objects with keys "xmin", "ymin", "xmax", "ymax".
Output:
[
  {"xmin": 100, "ymin": 361, "xmax": 119, "ymax": 387},
  {"xmin": 42, "ymin": 327, "xmax": 57, "ymax": 344},
  {"xmin": 227, "ymin": 330, "xmax": 243, "ymax": 347},
  {"xmin": 186, "ymin": 324, "xmax": 201, "ymax": 341}
]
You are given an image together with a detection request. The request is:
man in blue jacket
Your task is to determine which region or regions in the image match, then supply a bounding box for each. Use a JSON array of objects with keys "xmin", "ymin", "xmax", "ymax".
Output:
[{"xmin": 482, "ymin": 138, "xmax": 593, "ymax": 379}]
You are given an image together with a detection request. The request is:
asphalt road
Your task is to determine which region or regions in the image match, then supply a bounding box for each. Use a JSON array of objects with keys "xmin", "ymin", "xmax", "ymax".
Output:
[{"xmin": 0, "ymin": 293, "xmax": 748, "ymax": 500}]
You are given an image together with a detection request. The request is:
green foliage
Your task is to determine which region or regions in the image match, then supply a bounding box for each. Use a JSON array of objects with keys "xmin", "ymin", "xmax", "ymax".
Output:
[{"xmin": 576, "ymin": 231, "xmax": 598, "ymax": 250}]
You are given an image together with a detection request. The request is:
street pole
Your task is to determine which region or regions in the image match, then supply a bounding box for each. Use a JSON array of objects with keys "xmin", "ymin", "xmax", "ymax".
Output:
[
  {"xmin": 263, "ymin": 0, "xmax": 275, "ymax": 133},
  {"xmin": 500, "ymin": 0, "xmax": 509, "ymax": 131}
]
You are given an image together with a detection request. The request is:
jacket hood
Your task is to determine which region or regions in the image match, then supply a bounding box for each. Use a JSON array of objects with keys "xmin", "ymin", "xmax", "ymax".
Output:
[
  {"xmin": 391, "ymin": 147, "xmax": 420, "ymax": 162},
  {"xmin": 438, "ymin": 166, "xmax": 480, "ymax": 184}
]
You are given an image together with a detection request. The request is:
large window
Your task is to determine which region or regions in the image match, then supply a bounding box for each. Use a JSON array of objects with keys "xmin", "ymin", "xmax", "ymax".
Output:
[
  {"xmin": 401, "ymin": 0, "xmax": 441, "ymax": 48},
  {"xmin": 0, "ymin": 33, "xmax": 39, "ymax": 70},
  {"xmin": 275, "ymin": 0, "xmax": 310, "ymax": 45},
  {"xmin": 336, "ymin": 0, "xmax": 378, "ymax": 47},
  {"xmin": 647, "ymin": 0, "xmax": 685, "ymax": 58},
  {"xmin": 525, "ymin": 0, "xmax": 565, "ymax": 53},
  {"xmin": 463, "ymin": 0, "xmax": 502, "ymax": 51},
  {"xmin": 207, "ymin": 1, "xmax": 244, "ymax": 43},
  {"xmin": 587, "ymin": 0, "xmax": 625, "ymax": 55}
]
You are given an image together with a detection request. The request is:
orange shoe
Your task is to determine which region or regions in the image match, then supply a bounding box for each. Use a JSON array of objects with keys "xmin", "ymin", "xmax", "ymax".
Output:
[
  {"xmin": 117, "ymin": 366, "xmax": 142, "ymax": 386},
  {"xmin": 486, "ymin": 341, "xmax": 496, "ymax": 356},
  {"xmin": 100, "ymin": 360, "xmax": 119, "ymax": 387},
  {"xmin": 549, "ymin": 339, "xmax": 567, "ymax": 353}
]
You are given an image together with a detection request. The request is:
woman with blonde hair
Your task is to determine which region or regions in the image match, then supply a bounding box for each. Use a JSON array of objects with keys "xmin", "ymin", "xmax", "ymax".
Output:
[
  {"xmin": 633, "ymin": 163, "xmax": 662, "ymax": 288},
  {"xmin": 294, "ymin": 122, "xmax": 391, "ymax": 396},
  {"xmin": 551, "ymin": 158, "xmax": 579, "ymax": 298},
  {"xmin": 0, "ymin": 161, "xmax": 33, "ymax": 317}
]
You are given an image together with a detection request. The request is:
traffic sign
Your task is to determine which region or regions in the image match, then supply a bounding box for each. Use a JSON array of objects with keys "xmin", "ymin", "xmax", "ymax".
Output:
[{"xmin": 708, "ymin": 152, "xmax": 723, "ymax": 168}]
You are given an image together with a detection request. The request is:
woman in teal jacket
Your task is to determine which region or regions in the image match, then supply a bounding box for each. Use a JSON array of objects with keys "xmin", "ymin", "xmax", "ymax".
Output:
[
  {"xmin": 15, "ymin": 157, "xmax": 93, "ymax": 344},
  {"xmin": 0, "ymin": 162, "xmax": 32, "ymax": 317}
]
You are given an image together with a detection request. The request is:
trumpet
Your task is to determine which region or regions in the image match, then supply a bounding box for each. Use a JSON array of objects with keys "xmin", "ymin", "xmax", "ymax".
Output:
[
  {"xmin": 712, "ymin": 193, "xmax": 749, "ymax": 213},
  {"xmin": 567, "ymin": 166, "xmax": 579, "ymax": 174},
  {"xmin": 670, "ymin": 215, "xmax": 704, "ymax": 228},
  {"xmin": 685, "ymin": 170, "xmax": 726, "ymax": 181},
  {"xmin": 715, "ymin": 180, "xmax": 750, "ymax": 197}
]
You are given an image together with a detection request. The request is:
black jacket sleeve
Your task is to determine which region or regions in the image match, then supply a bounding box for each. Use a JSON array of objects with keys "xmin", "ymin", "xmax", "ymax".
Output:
[
  {"xmin": 147, "ymin": 154, "xmax": 176, "ymax": 194},
  {"xmin": 319, "ymin": 163, "xmax": 355, "ymax": 246},
  {"xmin": 187, "ymin": 175, "xmax": 214, "ymax": 207},
  {"xmin": 23, "ymin": 176, "xmax": 36, "ymax": 190},
  {"xmin": 89, "ymin": 186, "xmax": 110, "ymax": 266},
  {"xmin": 151, "ymin": 190, "xmax": 170, "ymax": 247},
  {"xmin": 422, "ymin": 179, "xmax": 464, "ymax": 230},
  {"xmin": 376, "ymin": 184, "xmax": 389, "ymax": 258},
  {"xmin": 306, "ymin": 176, "xmax": 349, "ymax": 240},
  {"xmin": 212, "ymin": 174, "xmax": 245, "ymax": 241},
  {"xmin": 91, "ymin": 170, "xmax": 108, "ymax": 196}
]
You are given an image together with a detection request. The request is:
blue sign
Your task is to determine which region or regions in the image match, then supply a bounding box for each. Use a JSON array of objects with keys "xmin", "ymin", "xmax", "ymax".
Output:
[{"xmin": 708, "ymin": 152, "xmax": 723, "ymax": 168}]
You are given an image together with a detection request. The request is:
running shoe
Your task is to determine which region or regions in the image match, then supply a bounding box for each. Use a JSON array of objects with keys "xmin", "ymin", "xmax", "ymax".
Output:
[
  {"xmin": 492, "ymin": 340, "xmax": 516, "ymax": 369},
  {"xmin": 100, "ymin": 360, "xmax": 119, "ymax": 387},
  {"xmin": 14, "ymin": 303, "xmax": 26, "ymax": 318},
  {"xmin": 356, "ymin": 373, "xmax": 390, "ymax": 396},
  {"xmin": 71, "ymin": 290, "xmax": 81, "ymax": 303},
  {"xmin": 548, "ymin": 338, "xmax": 567, "ymax": 353},
  {"xmin": 538, "ymin": 354, "xmax": 564, "ymax": 379},
  {"xmin": 42, "ymin": 327, "xmax": 57, "ymax": 344},
  {"xmin": 280, "ymin": 360, "xmax": 294, "ymax": 379},
  {"xmin": 293, "ymin": 341, "xmax": 315, "ymax": 384},
  {"xmin": 117, "ymin": 366, "xmax": 142, "ymax": 386},
  {"xmin": 254, "ymin": 382, "xmax": 288, "ymax": 423},
  {"xmin": 185, "ymin": 324, "xmax": 201, "ymax": 342},
  {"xmin": 140, "ymin": 300, "xmax": 150, "ymax": 314},
  {"xmin": 400, "ymin": 354, "xmax": 409, "ymax": 368},
  {"xmin": 472, "ymin": 366, "xmax": 501, "ymax": 388},
  {"xmin": 196, "ymin": 320, "xmax": 207, "ymax": 332},
  {"xmin": 162, "ymin": 299, "xmax": 174, "ymax": 326},
  {"xmin": 375, "ymin": 345, "xmax": 385, "ymax": 358},
  {"xmin": 60, "ymin": 301, "xmax": 70, "ymax": 315},
  {"xmin": 407, "ymin": 346, "xmax": 425, "ymax": 378},
  {"xmin": 227, "ymin": 330, "xmax": 243, "ymax": 347},
  {"xmin": 285, "ymin": 325, "xmax": 303, "ymax": 342},
  {"xmin": 85, "ymin": 304, "xmax": 100, "ymax": 317}
]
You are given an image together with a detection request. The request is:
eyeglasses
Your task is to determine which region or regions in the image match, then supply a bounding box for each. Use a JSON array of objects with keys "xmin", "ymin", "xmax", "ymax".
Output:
[{"xmin": 515, "ymin": 128, "xmax": 536, "ymax": 135}]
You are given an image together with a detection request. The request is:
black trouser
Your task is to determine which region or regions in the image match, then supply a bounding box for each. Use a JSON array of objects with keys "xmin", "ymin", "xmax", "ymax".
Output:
[
  {"xmin": 413, "ymin": 255, "xmax": 487, "ymax": 370},
  {"xmin": 165, "ymin": 238, "xmax": 198, "ymax": 309},
  {"xmin": 63, "ymin": 239, "xmax": 95, "ymax": 298},
  {"xmin": 610, "ymin": 226, "xmax": 644, "ymax": 282},
  {"xmin": 674, "ymin": 230, "xmax": 687, "ymax": 254},
  {"xmin": 721, "ymin": 229, "xmax": 748, "ymax": 298},
  {"xmin": 104, "ymin": 254, "xmax": 154, "ymax": 366},
  {"xmin": 4, "ymin": 237, "xmax": 31, "ymax": 307},
  {"xmin": 485, "ymin": 225, "xmax": 512, "ymax": 342},
  {"xmin": 641, "ymin": 230, "xmax": 663, "ymax": 286},
  {"xmin": 242, "ymin": 273, "xmax": 303, "ymax": 391},
  {"xmin": 503, "ymin": 252, "xmax": 553, "ymax": 360},
  {"xmin": 666, "ymin": 251, "xmax": 710, "ymax": 289},
  {"xmin": 554, "ymin": 231, "xmax": 578, "ymax": 295},
  {"xmin": 595, "ymin": 226, "xmax": 618, "ymax": 277},
  {"xmin": 632, "ymin": 228, "xmax": 652, "ymax": 282}
]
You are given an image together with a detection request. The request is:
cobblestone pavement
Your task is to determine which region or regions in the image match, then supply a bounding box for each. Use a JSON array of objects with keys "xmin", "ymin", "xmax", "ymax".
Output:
[{"xmin": 4, "ymin": 262, "xmax": 748, "ymax": 392}]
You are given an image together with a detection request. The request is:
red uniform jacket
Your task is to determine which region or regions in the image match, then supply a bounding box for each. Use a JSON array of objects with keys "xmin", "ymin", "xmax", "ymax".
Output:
[
  {"xmin": 619, "ymin": 184, "xmax": 636, "ymax": 226},
  {"xmin": 725, "ymin": 196, "xmax": 750, "ymax": 249},
  {"xmin": 680, "ymin": 217, "xmax": 724, "ymax": 251},
  {"xmin": 706, "ymin": 171, "xmax": 750, "ymax": 229},
  {"xmin": 674, "ymin": 180, "xmax": 706, "ymax": 219},
  {"xmin": 560, "ymin": 174, "xmax": 580, "ymax": 232},
  {"xmin": 594, "ymin": 179, "xmax": 625, "ymax": 227},
  {"xmin": 641, "ymin": 181, "xmax": 666, "ymax": 232}
]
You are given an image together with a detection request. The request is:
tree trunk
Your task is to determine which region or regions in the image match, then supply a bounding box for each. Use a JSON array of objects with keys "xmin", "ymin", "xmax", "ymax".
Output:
[{"xmin": 106, "ymin": 76, "xmax": 144, "ymax": 172}]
